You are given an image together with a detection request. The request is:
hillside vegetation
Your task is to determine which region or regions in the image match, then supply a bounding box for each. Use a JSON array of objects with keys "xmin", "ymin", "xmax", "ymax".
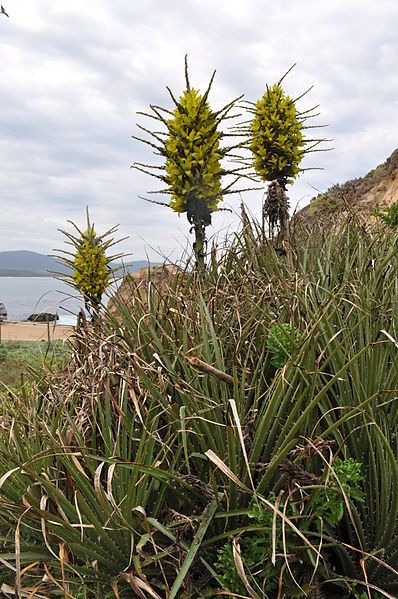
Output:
[
  {"xmin": 297, "ymin": 147, "xmax": 398, "ymax": 226},
  {"xmin": 0, "ymin": 216, "xmax": 397, "ymax": 598}
]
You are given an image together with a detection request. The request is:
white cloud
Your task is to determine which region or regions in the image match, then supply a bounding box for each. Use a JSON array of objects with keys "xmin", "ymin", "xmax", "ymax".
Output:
[{"xmin": 0, "ymin": 0, "xmax": 397, "ymax": 257}]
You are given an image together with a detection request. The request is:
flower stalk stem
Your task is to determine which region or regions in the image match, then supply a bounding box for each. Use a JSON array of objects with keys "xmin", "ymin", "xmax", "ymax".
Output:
[{"xmin": 193, "ymin": 219, "xmax": 206, "ymax": 271}]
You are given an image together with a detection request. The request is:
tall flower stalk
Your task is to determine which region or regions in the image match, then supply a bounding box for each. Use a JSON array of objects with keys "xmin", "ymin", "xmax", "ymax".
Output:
[
  {"xmin": 133, "ymin": 57, "xmax": 255, "ymax": 269},
  {"xmin": 241, "ymin": 65, "xmax": 330, "ymax": 259}
]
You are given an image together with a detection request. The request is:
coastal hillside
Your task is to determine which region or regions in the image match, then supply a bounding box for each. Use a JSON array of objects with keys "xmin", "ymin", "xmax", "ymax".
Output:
[
  {"xmin": 0, "ymin": 250, "xmax": 156, "ymax": 277},
  {"xmin": 296, "ymin": 147, "xmax": 398, "ymax": 225}
]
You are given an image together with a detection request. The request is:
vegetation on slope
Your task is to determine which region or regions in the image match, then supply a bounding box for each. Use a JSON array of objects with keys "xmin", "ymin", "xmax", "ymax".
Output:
[{"xmin": 299, "ymin": 147, "xmax": 398, "ymax": 224}]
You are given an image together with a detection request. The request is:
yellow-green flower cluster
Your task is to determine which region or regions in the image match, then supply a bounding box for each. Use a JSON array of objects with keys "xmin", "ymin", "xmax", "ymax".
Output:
[
  {"xmin": 250, "ymin": 84, "xmax": 305, "ymax": 184},
  {"xmin": 165, "ymin": 88, "xmax": 223, "ymax": 214},
  {"xmin": 73, "ymin": 227, "xmax": 110, "ymax": 300}
]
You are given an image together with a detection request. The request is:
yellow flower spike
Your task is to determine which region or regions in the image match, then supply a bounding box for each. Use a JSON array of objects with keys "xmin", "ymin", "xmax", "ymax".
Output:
[
  {"xmin": 132, "ymin": 56, "xmax": 252, "ymax": 269},
  {"xmin": 164, "ymin": 87, "xmax": 223, "ymax": 216},
  {"xmin": 54, "ymin": 209, "xmax": 127, "ymax": 323},
  {"xmin": 250, "ymin": 83, "xmax": 305, "ymax": 185}
]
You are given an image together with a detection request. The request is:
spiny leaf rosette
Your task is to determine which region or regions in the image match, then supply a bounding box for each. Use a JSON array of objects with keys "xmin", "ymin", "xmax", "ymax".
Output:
[
  {"xmin": 54, "ymin": 210, "xmax": 127, "ymax": 322},
  {"xmin": 133, "ymin": 58, "xmax": 255, "ymax": 269}
]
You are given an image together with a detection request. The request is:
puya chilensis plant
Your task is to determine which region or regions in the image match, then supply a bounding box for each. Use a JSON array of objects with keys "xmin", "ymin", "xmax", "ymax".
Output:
[
  {"xmin": 239, "ymin": 65, "xmax": 330, "ymax": 249},
  {"xmin": 54, "ymin": 208, "xmax": 127, "ymax": 321},
  {"xmin": 133, "ymin": 56, "xmax": 256, "ymax": 269}
]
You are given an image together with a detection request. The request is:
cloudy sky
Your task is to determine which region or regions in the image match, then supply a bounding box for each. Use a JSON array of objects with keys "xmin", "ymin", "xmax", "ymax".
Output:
[{"xmin": 0, "ymin": 0, "xmax": 397, "ymax": 260}]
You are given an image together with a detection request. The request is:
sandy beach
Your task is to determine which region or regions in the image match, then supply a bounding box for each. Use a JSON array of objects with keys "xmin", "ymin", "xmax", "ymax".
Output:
[{"xmin": 0, "ymin": 320, "xmax": 74, "ymax": 342}]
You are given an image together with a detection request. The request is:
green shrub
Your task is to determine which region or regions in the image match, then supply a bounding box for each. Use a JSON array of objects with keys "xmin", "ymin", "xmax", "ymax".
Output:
[
  {"xmin": 266, "ymin": 322, "xmax": 295, "ymax": 368},
  {"xmin": 374, "ymin": 201, "xmax": 398, "ymax": 227},
  {"xmin": 216, "ymin": 458, "xmax": 364, "ymax": 595}
]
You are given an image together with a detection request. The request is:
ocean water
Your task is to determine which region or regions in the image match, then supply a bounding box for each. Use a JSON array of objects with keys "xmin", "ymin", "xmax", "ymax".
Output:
[{"xmin": 0, "ymin": 277, "xmax": 86, "ymax": 324}]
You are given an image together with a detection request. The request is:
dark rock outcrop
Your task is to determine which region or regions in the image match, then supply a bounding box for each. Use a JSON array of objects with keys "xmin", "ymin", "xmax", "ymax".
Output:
[
  {"xmin": 0, "ymin": 302, "xmax": 7, "ymax": 319},
  {"xmin": 27, "ymin": 313, "xmax": 59, "ymax": 322}
]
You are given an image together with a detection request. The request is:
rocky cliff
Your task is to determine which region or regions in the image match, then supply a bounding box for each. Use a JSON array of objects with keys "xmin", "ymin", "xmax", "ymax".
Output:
[
  {"xmin": 296, "ymin": 148, "xmax": 398, "ymax": 226},
  {"xmin": 107, "ymin": 264, "xmax": 183, "ymax": 319}
]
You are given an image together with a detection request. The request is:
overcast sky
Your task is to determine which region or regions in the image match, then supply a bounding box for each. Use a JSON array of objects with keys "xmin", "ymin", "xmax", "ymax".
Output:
[{"xmin": 0, "ymin": 0, "xmax": 397, "ymax": 260}]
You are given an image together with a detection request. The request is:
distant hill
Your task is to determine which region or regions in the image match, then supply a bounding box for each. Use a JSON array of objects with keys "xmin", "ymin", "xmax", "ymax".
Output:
[
  {"xmin": 296, "ymin": 148, "xmax": 398, "ymax": 226},
  {"xmin": 0, "ymin": 251, "xmax": 157, "ymax": 277},
  {"xmin": 0, "ymin": 251, "xmax": 61, "ymax": 276}
]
